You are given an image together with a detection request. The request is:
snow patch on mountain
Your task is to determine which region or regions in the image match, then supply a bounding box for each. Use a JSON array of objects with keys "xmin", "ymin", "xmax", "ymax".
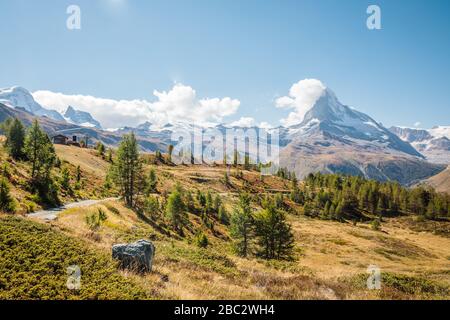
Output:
[
  {"xmin": 64, "ymin": 106, "xmax": 102, "ymax": 129},
  {"xmin": 0, "ymin": 86, "xmax": 65, "ymax": 122},
  {"xmin": 390, "ymin": 126, "xmax": 450, "ymax": 164}
]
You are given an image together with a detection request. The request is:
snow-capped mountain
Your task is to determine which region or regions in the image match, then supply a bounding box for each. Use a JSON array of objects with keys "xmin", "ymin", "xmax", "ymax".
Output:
[
  {"xmin": 277, "ymin": 87, "xmax": 444, "ymax": 184},
  {"xmin": 0, "ymin": 86, "xmax": 65, "ymax": 122},
  {"xmin": 390, "ymin": 126, "xmax": 450, "ymax": 164},
  {"xmin": 0, "ymin": 84, "xmax": 444, "ymax": 185},
  {"xmin": 0, "ymin": 86, "xmax": 103, "ymax": 129},
  {"xmin": 280, "ymin": 88, "xmax": 423, "ymax": 157},
  {"xmin": 64, "ymin": 106, "xmax": 102, "ymax": 129}
]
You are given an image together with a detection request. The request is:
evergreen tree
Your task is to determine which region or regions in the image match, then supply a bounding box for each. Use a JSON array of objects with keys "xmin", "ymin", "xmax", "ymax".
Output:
[
  {"xmin": 145, "ymin": 195, "xmax": 160, "ymax": 218},
  {"xmin": 4, "ymin": 118, "xmax": 25, "ymax": 160},
  {"xmin": 377, "ymin": 198, "xmax": 386, "ymax": 215},
  {"xmin": 168, "ymin": 144, "xmax": 174, "ymax": 163},
  {"xmin": 244, "ymin": 154, "xmax": 250, "ymax": 170},
  {"xmin": 96, "ymin": 142, "xmax": 106, "ymax": 157},
  {"xmin": 0, "ymin": 178, "xmax": 15, "ymax": 213},
  {"xmin": 59, "ymin": 167, "xmax": 71, "ymax": 192},
  {"xmin": 109, "ymin": 133, "xmax": 143, "ymax": 207},
  {"xmin": 334, "ymin": 201, "xmax": 344, "ymax": 221},
  {"xmin": 24, "ymin": 120, "xmax": 57, "ymax": 203},
  {"xmin": 230, "ymin": 193, "xmax": 253, "ymax": 257},
  {"xmin": 218, "ymin": 205, "xmax": 229, "ymax": 225},
  {"xmin": 205, "ymin": 191, "xmax": 213, "ymax": 214},
  {"xmin": 166, "ymin": 184, "xmax": 187, "ymax": 232},
  {"xmin": 303, "ymin": 203, "xmax": 312, "ymax": 216},
  {"xmin": 254, "ymin": 204, "xmax": 295, "ymax": 260},
  {"xmin": 223, "ymin": 170, "xmax": 230, "ymax": 185},
  {"xmin": 323, "ymin": 201, "xmax": 331, "ymax": 218},
  {"xmin": 426, "ymin": 201, "xmax": 436, "ymax": 220},
  {"xmin": 233, "ymin": 150, "xmax": 239, "ymax": 167},
  {"xmin": 213, "ymin": 194, "xmax": 222, "ymax": 213},
  {"xmin": 75, "ymin": 165, "xmax": 82, "ymax": 183},
  {"xmin": 195, "ymin": 232, "xmax": 209, "ymax": 248},
  {"xmin": 144, "ymin": 168, "xmax": 158, "ymax": 195},
  {"xmin": 107, "ymin": 148, "xmax": 113, "ymax": 163}
]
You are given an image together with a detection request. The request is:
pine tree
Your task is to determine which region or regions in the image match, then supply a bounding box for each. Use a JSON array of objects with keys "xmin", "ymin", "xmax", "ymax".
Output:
[
  {"xmin": 426, "ymin": 201, "xmax": 436, "ymax": 220},
  {"xmin": 0, "ymin": 178, "xmax": 15, "ymax": 213},
  {"xmin": 59, "ymin": 167, "xmax": 71, "ymax": 192},
  {"xmin": 168, "ymin": 144, "xmax": 174, "ymax": 163},
  {"xmin": 233, "ymin": 150, "xmax": 239, "ymax": 167},
  {"xmin": 323, "ymin": 201, "xmax": 331, "ymax": 218},
  {"xmin": 230, "ymin": 193, "xmax": 253, "ymax": 257},
  {"xmin": 96, "ymin": 142, "xmax": 106, "ymax": 157},
  {"xmin": 223, "ymin": 170, "xmax": 230, "ymax": 185},
  {"xmin": 218, "ymin": 205, "xmax": 229, "ymax": 225},
  {"xmin": 335, "ymin": 201, "xmax": 344, "ymax": 221},
  {"xmin": 254, "ymin": 204, "xmax": 295, "ymax": 260},
  {"xmin": 109, "ymin": 133, "xmax": 143, "ymax": 207},
  {"xmin": 144, "ymin": 168, "xmax": 158, "ymax": 195},
  {"xmin": 166, "ymin": 185, "xmax": 187, "ymax": 232},
  {"xmin": 24, "ymin": 120, "xmax": 57, "ymax": 203},
  {"xmin": 76, "ymin": 165, "xmax": 82, "ymax": 183},
  {"xmin": 377, "ymin": 198, "xmax": 386, "ymax": 215},
  {"xmin": 244, "ymin": 154, "xmax": 250, "ymax": 170},
  {"xmin": 5, "ymin": 118, "xmax": 26, "ymax": 160},
  {"xmin": 107, "ymin": 148, "xmax": 113, "ymax": 163},
  {"xmin": 213, "ymin": 194, "xmax": 222, "ymax": 214},
  {"xmin": 145, "ymin": 195, "xmax": 160, "ymax": 218}
]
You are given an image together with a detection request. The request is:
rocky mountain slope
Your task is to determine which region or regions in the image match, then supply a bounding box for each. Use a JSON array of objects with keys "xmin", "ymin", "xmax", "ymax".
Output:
[
  {"xmin": 64, "ymin": 106, "xmax": 102, "ymax": 129},
  {"xmin": 0, "ymin": 85, "xmax": 446, "ymax": 185},
  {"xmin": 277, "ymin": 88, "xmax": 445, "ymax": 184},
  {"xmin": 0, "ymin": 102, "xmax": 167, "ymax": 152},
  {"xmin": 0, "ymin": 86, "xmax": 101, "ymax": 129},
  {"xmin": 390, "ymin": 126, "xmax": 450, "ymax": 164}
]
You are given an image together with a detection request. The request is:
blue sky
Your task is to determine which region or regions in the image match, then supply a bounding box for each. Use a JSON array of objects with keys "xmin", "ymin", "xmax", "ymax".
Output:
[{"xmin": 0, "ymin": 0, "xmax": 449, "ymax": 128}]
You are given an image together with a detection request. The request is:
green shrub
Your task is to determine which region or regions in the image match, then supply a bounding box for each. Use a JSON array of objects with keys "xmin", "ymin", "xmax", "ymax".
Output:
[
  {"xmin": 195, "ymin": 232, "xmax": 209, "ymax": 248},
  {"xmin": 0, "ymin": 216, "xmax": 149, "ymax": 300},
  {"xmin": 371, "ymin": 219, "xmax": 381, "ymax": 231},
  {"xmin": 0, "ymin": 178, "xmax": 15, "ymax": 213},
  {"xmin": 85, "ymin": 208, "xmax": 108, "ymax": 231}
]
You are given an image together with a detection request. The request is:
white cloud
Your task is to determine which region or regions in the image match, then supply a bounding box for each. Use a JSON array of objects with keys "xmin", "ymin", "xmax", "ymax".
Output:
[
  {"xmin": 414, "ymin": 122, "xmax": 421, "ymax": 128},
  {"xmin": 275, "ymin": 79, "xmax": 326, "ymax": 127},
  {"xmin": 228, "ymin": 117, "xmax": 256, "ymax": 127},
  {"xmin": 33, "ymin": 84, "xmax": 240, "ymax": 129},
  {"xmin": 227, "ymin": 117, "xmax": 274, "ymax": 129},
  {"xmin": 259, "ymin": 122, "xmax": 274, "ymax": 129}
]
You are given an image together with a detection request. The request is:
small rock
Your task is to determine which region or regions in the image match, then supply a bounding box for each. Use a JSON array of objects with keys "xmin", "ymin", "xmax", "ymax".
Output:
[{"xmin": 112, "ymin": 240, "xmax": 155, "ymax": 273}]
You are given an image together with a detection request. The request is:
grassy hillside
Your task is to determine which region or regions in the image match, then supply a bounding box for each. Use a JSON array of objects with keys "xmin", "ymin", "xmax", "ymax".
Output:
[
  {"xmin": 0, "ymin": 215, "xmax": 149, "ymax": 300},
  {"xmin": 2, "ymin": 133, "xmax": 449, "ymax": 300},
  {"xmin": 40, "ymin": 198, "xmax": 450, "ymax": 300},
  {"xmin": 0, "ymin": 139, "xmax": 112, "ymax": 213},
  {"xmin": 423, "ymin": 166, "xmax": 450, "ymax": 194}
]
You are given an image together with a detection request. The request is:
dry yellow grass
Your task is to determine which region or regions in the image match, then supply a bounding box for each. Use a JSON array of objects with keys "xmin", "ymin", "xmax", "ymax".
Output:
[
  {"xmin": 55, "ymin": 144, "xmax": 110, "ymax": 179},
  {"xmin": 40, "ymin": 195, "xmax": 450, "ymax": 300},
  {"xmin": 423, "ymin": 165, "xmax": 450, "ymax": 194}
]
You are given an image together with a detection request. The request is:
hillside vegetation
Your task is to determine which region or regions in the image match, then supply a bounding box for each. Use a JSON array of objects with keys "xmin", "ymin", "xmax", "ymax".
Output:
[
  {"xmin": 0, "ymin": 216, "xmax": 149, "ymax": 300},
  {"xmin": 1, "ymin": 119, "xmax": 449, "ymax": 300}
]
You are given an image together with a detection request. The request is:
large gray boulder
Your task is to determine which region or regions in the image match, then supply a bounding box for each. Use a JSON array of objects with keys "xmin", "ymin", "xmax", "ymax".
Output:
[{"xmin": 112, "ymin": 240, "xmax": 155, "ymax": 273}]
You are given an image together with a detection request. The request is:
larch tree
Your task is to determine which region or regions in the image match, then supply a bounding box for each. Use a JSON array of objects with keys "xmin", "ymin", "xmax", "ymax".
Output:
[
  {"xmin": 230, "ymin": 193, "xmax": 254, "ymax": 257},
  {"xmin": 109, "ymin": 132, "xmax": 143, "ymax": 207},
  {"xmin": 5, "ymin": 118, "xmax": 26, "ymax": 160},
  {"xmin": 24, "ymin": 120, "xmax": 57, "ymax": 203}
]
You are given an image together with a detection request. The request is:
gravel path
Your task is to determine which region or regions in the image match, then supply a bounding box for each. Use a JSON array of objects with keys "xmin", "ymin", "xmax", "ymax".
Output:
[{"xmin": 28, "ymin": 198, "xmax": 118, "ymax": 221}]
